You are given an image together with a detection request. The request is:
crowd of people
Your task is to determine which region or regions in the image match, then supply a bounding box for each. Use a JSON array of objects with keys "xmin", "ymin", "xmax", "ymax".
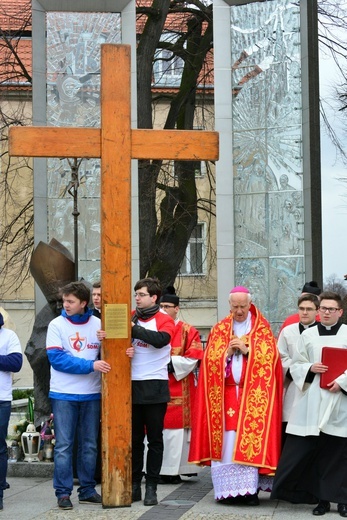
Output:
[{"xmin": 2, "ymin": 276, "xmax": 347, "ymax": 517}]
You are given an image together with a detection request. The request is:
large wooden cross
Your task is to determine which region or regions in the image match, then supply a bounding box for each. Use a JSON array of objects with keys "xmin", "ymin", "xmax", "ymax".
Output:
[{"xmin": 9, "ymin": 44, "xmax": 219, "ymax": 507}]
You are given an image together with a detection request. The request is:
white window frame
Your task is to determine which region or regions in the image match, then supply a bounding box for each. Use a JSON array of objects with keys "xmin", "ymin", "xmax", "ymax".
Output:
[
  {"xmin": 153, "ymin": 33, "xmax": 184, "ymax": 87},
  {"xmin": 180, "ymin": 222, "xmax": 207, "ymax": 276}
]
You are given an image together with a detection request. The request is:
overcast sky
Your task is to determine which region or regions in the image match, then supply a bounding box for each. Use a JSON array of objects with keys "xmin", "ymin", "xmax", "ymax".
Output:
[{"xmin": 320, "ymin": 49, "xmax": 347, "ymax": 282}]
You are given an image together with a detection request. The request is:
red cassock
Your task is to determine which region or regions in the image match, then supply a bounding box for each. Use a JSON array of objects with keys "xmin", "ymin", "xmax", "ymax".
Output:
[
  {"xmin": 189, "ymin": 304, "xmax": 283, "ymax": 475},
  {"xmin": 164, "ymin": 321, "xmax": 204, "ymax": 429}
]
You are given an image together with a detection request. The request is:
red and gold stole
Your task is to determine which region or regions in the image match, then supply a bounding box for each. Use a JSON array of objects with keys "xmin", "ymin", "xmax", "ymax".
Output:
[
  {"xmin": 165, "ymin": 321, "xmax": 204, "ymax": 429},
  {"xmin": 203, "ymin": 305, "xmax": 282, "ymax": 471}
]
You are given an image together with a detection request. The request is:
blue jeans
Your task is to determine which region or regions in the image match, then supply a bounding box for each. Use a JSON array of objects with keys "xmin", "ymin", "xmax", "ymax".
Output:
[
  {"xmin": 51, "ymin": 398, "xmax": 100, "ymax": 499},
  {"xmin": 0, "ymin": 401, "xmax": 11, "ymax": 499}
]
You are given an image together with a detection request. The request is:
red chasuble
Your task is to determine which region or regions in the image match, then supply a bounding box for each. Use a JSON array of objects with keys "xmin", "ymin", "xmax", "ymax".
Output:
[
  {"xmin": 164, "ymin": 321, "xmax": 204, "ymax": 429},
  {"xmin": 189, "ymin": 304, "xmax": 282, "ymax": 474}
]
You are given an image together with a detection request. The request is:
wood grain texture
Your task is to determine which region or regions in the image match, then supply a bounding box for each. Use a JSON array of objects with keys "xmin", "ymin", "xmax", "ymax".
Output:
[
  {"xmin": 9, "ymin": 127, "xmax": 100, "ymax": 157},
  {"xmin": 100, "ymin": 45, "xmax": 132, "ymax": 508},
  {"xmin": 132, "ymin": 129, "xmax": 219, "ymax": 160},
  {"xmin": 9, "ymin": 126, "xmax": 219, "ymax": 161}
]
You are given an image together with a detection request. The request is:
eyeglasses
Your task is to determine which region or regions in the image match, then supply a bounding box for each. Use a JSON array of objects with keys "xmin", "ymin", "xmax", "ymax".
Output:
[
  {"xmin": 160, "ymin": 304, "xmax": 175, "ymax": 309},
  {"xmin": 298, "ymin": 307, "xmax": 317, "ymax": 312},
  {"xmin": 319, "ymin": 306, "xmax": 340, "ymax": 313},
  {"xmin": 134, "ymin": 292, "xmax": 150, "ymax": 298}
]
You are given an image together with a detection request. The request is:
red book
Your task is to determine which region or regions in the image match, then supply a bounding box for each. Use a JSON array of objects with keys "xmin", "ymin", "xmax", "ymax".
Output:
[{"xmin": 320, "ymin": 346, "xmax": 347, "ymax": 389}]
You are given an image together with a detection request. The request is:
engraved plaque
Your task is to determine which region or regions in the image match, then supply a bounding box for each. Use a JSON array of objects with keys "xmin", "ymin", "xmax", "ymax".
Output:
[{"xmin": 104, "ymin": 304, "xmax": 129, "ymax": 339}]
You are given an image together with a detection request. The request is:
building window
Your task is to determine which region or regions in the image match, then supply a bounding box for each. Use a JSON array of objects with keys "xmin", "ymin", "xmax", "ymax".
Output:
[
  {"xmin": 153, "ymin": 48, "xmax": 184, "ymax": 87},
  {"xmin": 171, "ymin": 159, "xmax": 206, "ymax": 179},
  {"xmin": 181, "ymin": 223, "xmax": 206, "ymax": 275},
  {"xmin": 192, "ymin": 160, "xmax": 206, "ymax": 178},
  {"xmin": 191, "ymin": 128, "xmax": 206, "ymax": 177},
  {"xmin": 153, "ymin": 32, "xmax": 184, "ymax": 87}
]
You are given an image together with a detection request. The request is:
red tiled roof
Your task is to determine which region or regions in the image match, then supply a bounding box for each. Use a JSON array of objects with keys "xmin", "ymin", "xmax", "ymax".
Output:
[
  {"xmin": 0, "ymin": 38, "xmax": 32, "ymax": 83},
  {"xmin": 0, "ymin": 0, "xmax": 32, "ymax": 88},
  {"xmin": 136, "ymin": 0, "xmax": 192, "ymax": 34},
  {"xmin": 0, "ymin": 0, "xmax": 32, "ymax": 32},
  {"xmin": 0, "ymin": 0, "xmax": 213, "ymax": 90}
]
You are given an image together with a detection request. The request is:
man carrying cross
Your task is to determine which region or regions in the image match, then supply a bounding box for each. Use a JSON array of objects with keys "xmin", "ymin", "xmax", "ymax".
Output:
[
  {"xmin": 99, "ymin": 278, "xmax": 175, "ymax": 506},
  {"xmin": 47, "ymin": 281, "xmax": 111, "ymax": 510}
]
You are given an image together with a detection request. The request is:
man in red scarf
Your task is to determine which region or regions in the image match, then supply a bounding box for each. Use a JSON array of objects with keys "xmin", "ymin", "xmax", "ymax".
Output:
[{"xmin": 189, "ymin": 286, "xmax": 282, "ymax": 505}]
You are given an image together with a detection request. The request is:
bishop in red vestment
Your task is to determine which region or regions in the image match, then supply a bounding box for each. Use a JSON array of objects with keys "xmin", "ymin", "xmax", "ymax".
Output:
[{"xmin": 189, "ymin": 287, "xmax": 282, "ymax": 505}]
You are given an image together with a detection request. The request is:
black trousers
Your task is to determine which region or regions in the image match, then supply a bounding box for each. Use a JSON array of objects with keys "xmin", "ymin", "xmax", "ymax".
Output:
[
  {"xmin": 272, "ymin": 432, "xmax": 347, "ymax": 505},
  {"xmin": 132, "ymin": 402, "xmax": 167, "ymax": 485}
]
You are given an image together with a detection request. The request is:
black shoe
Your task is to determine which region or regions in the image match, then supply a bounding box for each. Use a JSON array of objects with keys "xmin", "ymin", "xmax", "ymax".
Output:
[
  {"xmin": 0, "ymin": 498, "xmax": 3, "ymax": 510},
  {"xmin": 78, "ymin": 492, "xmax": 102, "ymax": 504},
  {"xmin": 170, "ymin": 475, "xmax": 182, "ymax": 484},
  {"xmin": 218, "ymin": 497, "xmax": 232, "ymax": 505},
  {"xmin": 132, "ymin": 483, "xmax": 141, "ymax": 502},
  {"xmin": 313, "ymin": 500, "xmax": 330, "ymax": 516},
  {"xmin": 338, "ymin": 504, "xmax": 347, "ymax": 517},
  {"xmin": 57, "ymin": 496, "xmax": 73, "ymax": 510},
  {"xmin": 158, "ymin": 475, "xmax": 182, "ymax": 484},
  {"xmin": 144, "ymin": 485, "xmax": 158, "ymax": 506},
  {"xmin": 158, "ymin": 475, "xmax": 172, "ymax": 484},
  {"xmin": 218, "ymin": 496, "xmax": 244, "ymax": 505},
  {"xmin": 244, "ymin": 493, "xmax": 260, "ymax": 506}
]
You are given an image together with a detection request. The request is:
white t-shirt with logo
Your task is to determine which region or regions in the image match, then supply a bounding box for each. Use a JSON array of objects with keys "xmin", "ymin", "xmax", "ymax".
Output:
[
  {"xmin": 46, "ymin": 315, "xmax": 101, "ymax": 396},
  {"xmin": 131, "ymin": 311, "xmax": 171, "ymax": 381}
]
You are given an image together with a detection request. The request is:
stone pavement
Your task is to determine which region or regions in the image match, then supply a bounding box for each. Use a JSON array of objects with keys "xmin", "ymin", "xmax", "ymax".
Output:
[{"xmin": 3, "ymin": 466, "xmax": 341, "ymax": 520}]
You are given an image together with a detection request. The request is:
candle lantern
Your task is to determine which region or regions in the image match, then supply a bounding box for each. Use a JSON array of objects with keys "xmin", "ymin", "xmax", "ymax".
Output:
[
  {"xmin": 8, "ymin": 441, "xmax": 20, "ymax": 463},
  {"xmin": 21, "ymin": 422, "xmax": 40, "ymax": 462},
  {"xmin": 42, "ymin": 426, "xmax": 54, "ymax": 461}
]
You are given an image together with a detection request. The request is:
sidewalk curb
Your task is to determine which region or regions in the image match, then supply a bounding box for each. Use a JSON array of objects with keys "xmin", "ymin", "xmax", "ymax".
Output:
[{"xmin": 7, "ymin": 461, "xmax": 54, "ymax": 478}]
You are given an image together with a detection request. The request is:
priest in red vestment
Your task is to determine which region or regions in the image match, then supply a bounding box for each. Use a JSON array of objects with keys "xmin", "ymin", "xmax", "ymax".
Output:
[
  {"xmin": 189, "ymin": 286, "xmax": 282, "ymax": 505},
  {"xmin": 158, "ymin": 287, "xmax": 204, "ymax": 483}
]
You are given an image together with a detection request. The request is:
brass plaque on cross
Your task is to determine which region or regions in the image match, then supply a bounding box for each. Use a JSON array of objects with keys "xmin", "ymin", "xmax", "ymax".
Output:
[{"xmin": 104, "ymin": 304, "xmax": 129, "ymax": 339}]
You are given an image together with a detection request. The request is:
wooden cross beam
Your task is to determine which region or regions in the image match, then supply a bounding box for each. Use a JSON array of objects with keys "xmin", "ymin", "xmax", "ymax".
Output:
[{"xmin": 9, "ymin": 44, "xmax": 219, "ymax": 507}]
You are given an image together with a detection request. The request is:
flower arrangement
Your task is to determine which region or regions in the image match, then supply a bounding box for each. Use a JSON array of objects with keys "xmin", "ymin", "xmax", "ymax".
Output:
[
  {"xmin": 40, "ymin": 414, "xmax": 55, "ymax": 442},
  {"xmin": 8, "ymin": 398, "xmax": 56, "ymax": 461},
  {"xmin": 7, "ymin": 396, "xmax": 35, "ymax": 460},
  {"xmin": 9, "ymin": 418, "xmax": 29, "ymax": 443},
  {"xmin": 40, "ymin": 414, "xmax": 55, "ymax": 461},
  {"xmin": 8, "ymin": 396, "xmax": 34, "ymax": 443},
  {"xmin": 7, "ymin": 397, "xmax": 55, "ymax": 462}
]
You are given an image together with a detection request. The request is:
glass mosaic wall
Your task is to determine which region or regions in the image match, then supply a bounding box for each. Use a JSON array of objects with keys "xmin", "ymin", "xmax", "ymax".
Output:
[
  {"xmin": 230, "ymin": 0, "xmax": 304, "ymax": 326},
  {"xmin": 46, "ymin": 12, "xmax": 121, "ymax": 282}
]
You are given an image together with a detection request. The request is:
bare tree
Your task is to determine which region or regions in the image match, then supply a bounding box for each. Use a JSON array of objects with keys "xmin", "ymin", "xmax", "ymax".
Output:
[
  {"xmin": 324, "ymin": 272, "xmax": 347, "ymax": 298},
  {"xmin": 0, "ymin": 1, "xmax": 33, "ymax": 297},
  {"xmin": 318, "ymin": 1, "xmax": 347, "ymax": 162},
  {"xmin": 136, "ymin": 0, "xmax": 215, "ymax": 287}
]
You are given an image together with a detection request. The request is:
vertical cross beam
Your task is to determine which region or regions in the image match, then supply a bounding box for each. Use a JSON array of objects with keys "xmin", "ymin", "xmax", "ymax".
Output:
[{"xmin": 100, "ymin": 45, "xmax": 132, "ymax": 507}]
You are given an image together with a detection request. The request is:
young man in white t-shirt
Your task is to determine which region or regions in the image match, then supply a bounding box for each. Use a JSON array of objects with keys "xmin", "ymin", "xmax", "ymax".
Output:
[
  {"xmin": 126, "ymin": 278, "xmax": 175, "ymax": 506},
  {"xmin": 0, "ymin": 312, "xmax": 22, "ymax": 512},
  {"xmin": 46, "ymin": 282, "xmax": 111, "ymax": 510}
]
